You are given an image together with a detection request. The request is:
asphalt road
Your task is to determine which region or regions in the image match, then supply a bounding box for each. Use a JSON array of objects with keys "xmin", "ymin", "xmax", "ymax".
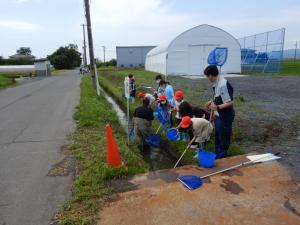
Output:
[{"xmin": 0, "ymin": 71, "xmax": 81, "ymax": 225}]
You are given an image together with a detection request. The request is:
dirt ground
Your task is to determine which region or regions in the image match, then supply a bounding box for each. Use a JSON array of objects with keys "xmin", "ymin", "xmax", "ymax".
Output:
[
  {"xmin": 169, "ymin": 75, "xmax": 300, "ymax": 180},
  {"xmin": 99, "ymin": 156, "xmax": 300, "ymax": 225}
]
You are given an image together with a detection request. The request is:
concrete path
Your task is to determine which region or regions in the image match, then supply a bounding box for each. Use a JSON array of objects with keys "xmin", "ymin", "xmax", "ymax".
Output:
[
  {"xmin": 99, "ymin": 155, "xmax": 300, "ymax": 225},
  {"xmin": 0, "ymin": 71, "xmax": 81, "ymax": 225}
]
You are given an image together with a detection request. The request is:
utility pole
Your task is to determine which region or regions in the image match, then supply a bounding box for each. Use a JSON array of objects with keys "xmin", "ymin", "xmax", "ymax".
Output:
[
  {"xmin": 84, "ymin": 0, "xmax": 98, "ymax": 90},
  {"xmin": 294, "ymin": 41, "xmax": 298, "ymax": 63},
  {"xmin": 80, "ymin": 24, "xmax": 87, "ymax": 67},
  {"xmin": 102, "ymin": 46, "xmax": 106, "ymax": 63}
]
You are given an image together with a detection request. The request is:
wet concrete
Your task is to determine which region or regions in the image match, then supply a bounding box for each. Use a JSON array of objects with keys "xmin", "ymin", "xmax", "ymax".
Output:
[
  {"xmin": 220, "ymin": 179, "xmax": 244, "ymax": 195},
  {"xmin": 100, "ymin": 87, "xmax": 176, "ymax": 170},
  {"xmin": 98, "ymin": 155, "xmax": 300, "ymax": 225}
]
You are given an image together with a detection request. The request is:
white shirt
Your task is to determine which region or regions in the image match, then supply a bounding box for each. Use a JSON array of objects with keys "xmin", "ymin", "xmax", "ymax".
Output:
[
  {"xmin": 212, "ymin": 75, "xmax": 232, "ymax": 103},
  {"xmin": 175, "ymin": 99, "xmax": 184, "ymax": 119},
  {"xmin": 145, "ymin": 93, "xmax": 156, "ymax": 105}
]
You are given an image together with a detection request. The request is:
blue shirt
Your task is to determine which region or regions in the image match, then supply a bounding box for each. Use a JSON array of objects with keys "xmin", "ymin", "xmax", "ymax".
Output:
[
  {"xmin": 165, "ymin": 84, "xmax": 175, "ymax": 106},
  {"xmin": 165, "ymin": 84, "xmax": 174, "ymax": 101}
]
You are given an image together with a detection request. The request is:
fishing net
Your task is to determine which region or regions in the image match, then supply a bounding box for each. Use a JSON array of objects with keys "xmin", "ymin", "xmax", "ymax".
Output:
[{"xmin": 207, "ymin": 47, "xmax": 228, "ymax": 66}]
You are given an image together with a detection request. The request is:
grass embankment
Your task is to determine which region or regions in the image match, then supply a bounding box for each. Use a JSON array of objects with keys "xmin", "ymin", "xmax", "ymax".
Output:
[
  {"xmin": 0, "ymin": 75, "xmax": 16, "ymax": 89},
  {"xmin": 52, "ymin": 70, "xmax": 67, "ymax": 75},
  {"xmin": 56, "ymin": 75, "xmax": 148, "ymax": 225},
  {"xmin": 98, "ymin": 67, "xmax": 243, "ymax": 164}
]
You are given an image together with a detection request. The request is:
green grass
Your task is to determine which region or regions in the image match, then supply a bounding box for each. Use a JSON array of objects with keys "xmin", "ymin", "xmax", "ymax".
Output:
[
  {"xmin": 280, "ymin": 59, "xmax": 300, "ymax": 76},
  {"xmin": 0, "ymin": 75, "xmax": 16, "ymax": 89},
  {"xmin": 98, "ymin": 67, "xmax": 244, "ymax": 162},
  {"xmin": 56, "ymin": 75, "xmax": 148, "ymax": 225},
  {"xmin": 241, "ymin": 59, "xmax": 300, "ymax": 76},
  {"xmin": 52, "ymin": 70, "xmax": 67, "ymax": 75},
  {"xmin": 0, "ymin": 72, "xmax": 34, "ymax": 78}
]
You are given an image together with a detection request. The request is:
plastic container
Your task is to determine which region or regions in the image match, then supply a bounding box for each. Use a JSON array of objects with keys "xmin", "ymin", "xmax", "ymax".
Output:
[
  {"xmin": 166, "ymin": 128, "xmax": 178, "ymax": 141},
  {"xmin": 146, "ymin": 133, "xmax": 160, "ymax": 148},
  {"xmin": 198, "ymin": 150, "xmax": 216, "ymax": 168}
]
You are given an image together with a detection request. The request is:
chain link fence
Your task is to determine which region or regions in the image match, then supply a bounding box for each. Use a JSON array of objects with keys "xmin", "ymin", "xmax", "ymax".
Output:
[{"xmin": 238, "ymin": 28, "xmax": 285, "ymax": 73}]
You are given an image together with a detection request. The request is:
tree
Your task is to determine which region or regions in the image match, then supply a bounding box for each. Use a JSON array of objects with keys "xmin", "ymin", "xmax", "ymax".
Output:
[
  {"xmin": 48, "ymin": 44, "xmax": 81, "ymax": 69},
  {"xmin": 96, "ymin": 58, "xmax": 117, "ymax": 68},
  {"xmin": 16, "ymin": 47, "xmax": 32, "ymax": 55}
]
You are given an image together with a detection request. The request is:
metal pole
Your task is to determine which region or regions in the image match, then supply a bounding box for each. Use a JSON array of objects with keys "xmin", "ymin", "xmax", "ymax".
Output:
[
  {"xmin": 127, "ymin": 98, "xmax": 130, "ymax": 145},
  {"xmin": 84, "ymin": 0, "xmax": 97, "ymax": 89},
  {"xmin": 294, "ymin": 41, "xmax": 298, "ymax": 63},
  {"xmin": 102, "ymin": 46, "xmax": 106, "ymax": 63},
  {"xmin": 81, "ymin": 24, "xmax": 87, "ymax": 67},
  {"xmin": 278, "ymin": 28, "xmax": 285, "ymax": 73}
]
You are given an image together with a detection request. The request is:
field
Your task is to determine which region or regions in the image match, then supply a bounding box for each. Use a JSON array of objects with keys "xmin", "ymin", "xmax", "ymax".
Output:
[
  {"xmin": 281, "ymin": 59, "xmax": 300, "ymax": 76},
  {"xmin": 0, "ymin": 75, "xmax": 16, "ymax": 89},
  {"xmin": 55, "ymin": 75, "xmax": 148, "ymax": 225}
]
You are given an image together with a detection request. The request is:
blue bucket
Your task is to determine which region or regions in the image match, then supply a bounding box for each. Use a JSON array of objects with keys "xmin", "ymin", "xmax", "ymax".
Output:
[
  {"xmin": 166, "ymin": 129, "xmax": 178, "ymax": 142},
  {"xmin": 198, "ymin": 151, "xmax": 216, "ymax": 168},
  {"xmin": 146, "ymin": 134, "xmax": 160, "ymax": 148}
]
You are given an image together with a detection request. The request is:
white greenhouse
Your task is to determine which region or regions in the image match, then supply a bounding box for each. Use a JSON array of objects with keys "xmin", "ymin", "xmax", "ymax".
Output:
[{"xmin": 145, "ymin": 24, "xmax": 241, "ymax": 76}]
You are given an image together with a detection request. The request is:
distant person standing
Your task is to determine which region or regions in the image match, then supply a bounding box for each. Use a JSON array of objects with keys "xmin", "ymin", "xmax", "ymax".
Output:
[
  {"xmin": 165, "ymin": 81, "xmax": 175, "ymax": 106},
  {"xmin": 154, "ymin": 74, "xmax": 163, "ymax": 98},
  {"xmin": 128, "ymin": 74, "xmax": 136, "ymax": 99},
  {"xmin": 204, "ymin": 65, "xmax": 235, "ymax": 159},
  {"xmin": 157, "ymin": 80, "xmax": 166, "ymax": 97}
]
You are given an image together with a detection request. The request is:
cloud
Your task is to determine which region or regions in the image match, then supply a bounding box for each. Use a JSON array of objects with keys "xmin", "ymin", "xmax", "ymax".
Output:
[
  {"xmin": 91, "ymin": 0, "xmax": 192, "ymax": 30},
  {"xmin": 0, "ymin": 20, "xmax": 38, "ymax": 30}
]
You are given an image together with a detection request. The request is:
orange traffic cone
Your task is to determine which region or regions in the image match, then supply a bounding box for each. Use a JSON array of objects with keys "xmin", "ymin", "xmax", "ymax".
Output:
[{"xmin": 105, "ymin": 123, "xmax": 122, "ymax": 167}]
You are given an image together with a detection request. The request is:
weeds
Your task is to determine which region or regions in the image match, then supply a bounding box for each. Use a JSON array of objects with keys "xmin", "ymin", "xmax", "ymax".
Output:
[{"xmin": 55, "ymin": 76, "xmax": 148, "ymax": 225}]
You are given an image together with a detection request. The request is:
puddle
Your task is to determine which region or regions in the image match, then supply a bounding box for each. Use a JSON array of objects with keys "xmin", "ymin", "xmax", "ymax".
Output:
[
  {"xmin": 100, "ymin": 87, "xmax": 176, "ymax": 170},
  {"xmin": 220, "ymin": 179, "xmax": 244, "ymax": 195}
]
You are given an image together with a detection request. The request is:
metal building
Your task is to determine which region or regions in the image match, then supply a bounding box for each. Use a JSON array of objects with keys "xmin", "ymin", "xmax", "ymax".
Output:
[
  {"xmin": 34, "ymin": 59, "xmax": 51, "ymax": 76},
  {"xmin": 116, "ymin": 46, "xmax": 156, "ymax": 68},
  {"xmin": 145, "ymin": 24, "xmax": 241, "ymax": 76}
]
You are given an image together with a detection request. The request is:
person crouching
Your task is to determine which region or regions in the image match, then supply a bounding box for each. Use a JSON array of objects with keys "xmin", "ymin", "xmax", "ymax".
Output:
[
  {"xmin": 180, "ymin": 116, "xmax": 213, "ymax": 149},
  {"xmin": 133, "ymin": 98, "xmax": 154, "ymax": 146}
]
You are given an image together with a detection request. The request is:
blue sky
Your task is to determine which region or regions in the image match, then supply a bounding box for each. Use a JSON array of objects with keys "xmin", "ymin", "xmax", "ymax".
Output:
[{"xmin": 0, "ymin": 0, "xmax": 299, "ymax": 60}]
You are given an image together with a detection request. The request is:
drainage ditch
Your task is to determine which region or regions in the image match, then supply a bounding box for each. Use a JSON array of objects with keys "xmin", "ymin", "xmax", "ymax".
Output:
[{"xmin": 101, "ymin": 87, "xmax": 178, "ymax": 170}]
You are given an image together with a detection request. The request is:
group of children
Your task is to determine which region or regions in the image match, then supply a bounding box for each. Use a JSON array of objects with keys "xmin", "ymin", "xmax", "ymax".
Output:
[{"xmin": 131, "ymin": 65, "xmax": 235, "ymax": 159}]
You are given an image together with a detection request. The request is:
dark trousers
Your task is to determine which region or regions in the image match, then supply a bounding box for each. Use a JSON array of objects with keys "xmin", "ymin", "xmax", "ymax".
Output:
[{"xmin": 214, "ymin": 116, "xmax": 233, "ymax": 157}]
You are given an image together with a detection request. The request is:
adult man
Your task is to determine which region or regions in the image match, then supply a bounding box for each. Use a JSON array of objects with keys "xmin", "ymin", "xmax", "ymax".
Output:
[
  {"xmin": 204, "ymin": 65, "xmax": 235, "ymax": 158},
  {"xmin": 180, "ymin": 116, "xmax": 213, "ymax": 149},
  {"xmin": 133, "ymin": 98, "xmax": 154, "ymax": 145}
]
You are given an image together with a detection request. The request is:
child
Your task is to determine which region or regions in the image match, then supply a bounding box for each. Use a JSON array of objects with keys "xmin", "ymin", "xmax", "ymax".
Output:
[
  {"xmin": 155, "ymin": 95, "xmax": 171, "ymax": 132},
  {"xmin": 173, "ymin": 90, "xmax": 184, "ymax": 125},
  {"xmin": 180, "ymin": 116, "xmax": 213, "ymax": 149},
  {"xmin": 137, "ymin": 91, "xmax": 156, "ymax": 107}
]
